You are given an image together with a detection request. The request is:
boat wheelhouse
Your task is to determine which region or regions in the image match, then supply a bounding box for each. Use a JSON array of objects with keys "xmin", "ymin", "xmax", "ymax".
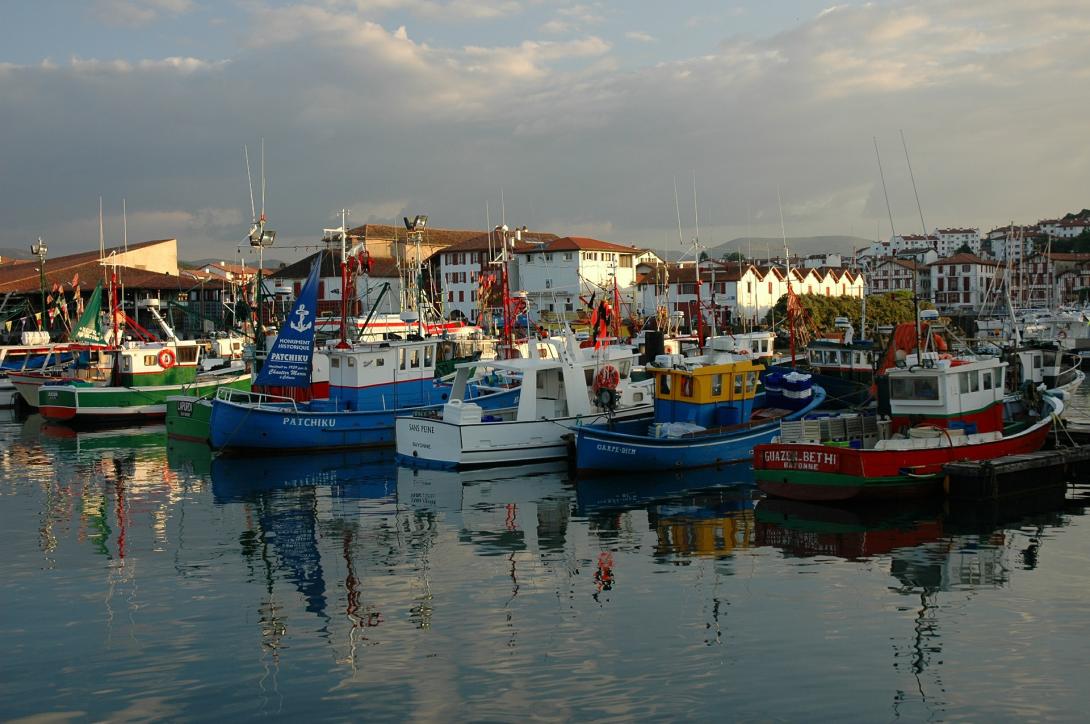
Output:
[
  {"xmin": 38, "ymin": 340, "xmax": 250, "ymax": 423},
  {"xmin": 209, "ymin": 337, "xmax": 518, "ymax": 453},
  {"xmin": 753, "ymin": 354, "xmax": 1062, "ymax": 501},
  {"xmin": 395, "ymin": 336, "xmax": 653, "ymax": 469},
  {"xmin": 573, "ymin": 354, "xmax": 825, "ymax": 474}
]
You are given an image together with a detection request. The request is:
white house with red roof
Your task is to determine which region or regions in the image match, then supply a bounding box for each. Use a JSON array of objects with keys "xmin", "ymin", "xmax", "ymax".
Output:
[
  {"xmin": 433, "ymin": 231, "xmax": 556, "ymax": 322},
  {"xmin": 514, "ymin": 236, "xmax": 643, "ymax": 318},
  {"xmin": 929, "ymin": 253, "xmax": 1001, "ymax": 311}
]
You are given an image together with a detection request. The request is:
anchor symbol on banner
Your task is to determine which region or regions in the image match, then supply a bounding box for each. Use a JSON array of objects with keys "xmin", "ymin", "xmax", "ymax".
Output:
[{"xmin": 289, "ymin": 303, "xmax": 313, "ymax": 333}]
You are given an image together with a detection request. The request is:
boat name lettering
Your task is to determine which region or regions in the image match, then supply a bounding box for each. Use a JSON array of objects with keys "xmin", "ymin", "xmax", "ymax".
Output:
[
  {"xmin": 176, "ymin": 400, "xmax": 193, "ymax": 417},
  {"xmin": 269, "ymin": 351, "xmax": 311, "ymax": 363},
  {"xmin": 281, "ymin": 417, "xmax": 337, "ymax": 427},
  {"xmin": 762, "ymin": 448, "xmax": 839, "ymax": 471},
  {"xmin": 408, "ymin": 423, "xmax": 435, "ymax": 434},
  {"xmin": 595, "ymin": 443, "xmax": 636, "ymax": 456}
]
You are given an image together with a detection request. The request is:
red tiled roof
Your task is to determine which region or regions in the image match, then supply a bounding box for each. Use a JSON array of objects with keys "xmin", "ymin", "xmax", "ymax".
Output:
[
  {"xmin": 514, "ymin": 236, "xmax": 644, "ymax": 255},
  {"xmin": 438, "ymin": 231, "xmax": 557, "ymax": 254},
  {"xmin": 347, "ymin": 223, "xmax": 484, "ymax": 248},
  {"xmin": 0, "ymin": 239, "xmax": 185, "ymax": 294},
  {"xmin": 932, "ymin": 253, "xmax": 998, "ymax": 266}
]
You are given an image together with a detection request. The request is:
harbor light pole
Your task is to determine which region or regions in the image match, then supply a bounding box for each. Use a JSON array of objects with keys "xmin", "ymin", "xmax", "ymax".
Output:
[{"xmin": 32, "ymin": 237, "xmax": 48, "ymax": 331}]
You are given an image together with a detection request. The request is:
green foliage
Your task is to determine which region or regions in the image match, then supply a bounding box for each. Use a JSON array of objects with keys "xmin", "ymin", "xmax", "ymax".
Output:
[
  {"xmin": 955, "ymin": 242, "xmax": 973, "ymax": 254},
  {"xmin": 764, "ymin": 290, "xmax": 933, "ymax": 334},
  {"xmin": 1047, "ymin": 228, "xmax": 1090, "ymax": 253},
  {"xmin": 721, "ymin": 251, "xmax": 745, "ymax": 262}
]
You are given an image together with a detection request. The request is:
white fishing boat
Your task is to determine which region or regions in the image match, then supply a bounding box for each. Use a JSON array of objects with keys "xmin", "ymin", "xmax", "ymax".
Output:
[{"xmin": 395, "ymin": 334, "xmax": 654, "ymax": 469}]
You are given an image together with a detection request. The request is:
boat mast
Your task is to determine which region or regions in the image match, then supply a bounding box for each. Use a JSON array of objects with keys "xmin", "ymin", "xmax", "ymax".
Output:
[{"xmin": 777, "ymin": 186, "xmax": 796, "ymax": 364}]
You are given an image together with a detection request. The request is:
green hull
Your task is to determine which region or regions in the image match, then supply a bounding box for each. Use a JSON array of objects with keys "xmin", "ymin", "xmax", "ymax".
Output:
[
  {"xmin": 165, "ymin": 396, "xmax": 215, "ymax": 443},
  {"xmin": 40, "ymin": 373, "xmax": 251, "ymax": 425}
]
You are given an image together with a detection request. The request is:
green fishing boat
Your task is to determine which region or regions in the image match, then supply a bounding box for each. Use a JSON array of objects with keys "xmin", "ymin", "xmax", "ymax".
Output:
[{"xmin": 39, "ymin": 339, "xmax": 250, "ymax": 425}]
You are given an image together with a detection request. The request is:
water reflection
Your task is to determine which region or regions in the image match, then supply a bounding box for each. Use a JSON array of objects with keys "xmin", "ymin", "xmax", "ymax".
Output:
[{"xmin": 5, "ymin": 409, "xmax": 1090, "ymax": 721}]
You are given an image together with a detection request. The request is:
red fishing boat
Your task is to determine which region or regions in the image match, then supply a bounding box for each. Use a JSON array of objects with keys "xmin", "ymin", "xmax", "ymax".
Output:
[{"xmin": 753, "ymin": 351, "xmax": 1062, "ymax": 501}]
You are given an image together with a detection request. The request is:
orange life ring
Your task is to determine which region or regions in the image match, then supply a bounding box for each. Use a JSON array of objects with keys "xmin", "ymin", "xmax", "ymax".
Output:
[
  {"xmin": 593, "ymin": 364, "xmax": 621, "ymax": 392},
  {"xmin": 158, "ymin": 349, "xmax": 176, "ymax": 369}
]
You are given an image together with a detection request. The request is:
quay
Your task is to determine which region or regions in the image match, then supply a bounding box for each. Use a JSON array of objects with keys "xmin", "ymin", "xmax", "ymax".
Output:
[{"xmin": 943, "ymin": 444, "xmax": 1090, "ymax": 501}]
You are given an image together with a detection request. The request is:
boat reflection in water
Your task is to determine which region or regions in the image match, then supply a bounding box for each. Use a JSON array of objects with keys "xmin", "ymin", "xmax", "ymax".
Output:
[
  {"xmin": 211, "ymin": 449, "xmax": 398, "ymax": 502},
  {"xmin": 35, "ymin": 419, "xmax": 167, "ymax": 454},
  {"xmin": 576, "ymin": 461, "xmax": 760, "ymax": 561}
]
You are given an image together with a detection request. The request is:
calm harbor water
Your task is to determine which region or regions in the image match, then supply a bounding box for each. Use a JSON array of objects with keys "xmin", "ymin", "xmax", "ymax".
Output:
[{"xmin": 3, "ymin": 390, "xmax": 1090, "ymax": 721}]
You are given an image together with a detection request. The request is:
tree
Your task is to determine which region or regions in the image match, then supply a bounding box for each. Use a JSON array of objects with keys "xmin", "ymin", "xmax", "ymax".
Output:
[
  {"xmin": 699, "ymin": 251, "xmax": 709, "ymax": 262},
  {"xmin": 722, "ymin": 251, "xmax": 745, "ymax": 262},
  {"xmin": 955, "ymin": 242, "xmax": 973, "ymax": 254},
  {"xmin": 764, "ymin": 290, "xmax": 934, "ymax": 335}
]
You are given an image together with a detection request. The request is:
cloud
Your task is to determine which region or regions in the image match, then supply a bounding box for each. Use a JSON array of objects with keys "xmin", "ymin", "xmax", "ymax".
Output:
[
  {"xmin": 3, "ymin": 0, "xmax": 1090, "ymax": 261},
  {"xmin": 90, "ymin": 0, "xmax": 194, "ymax": 27},
  {"xmin": 625, "ymin": 31, "xmax": 656, "ymax": 43},
  {"xmin": 340, "ymin": 0, "xmax": 523, "ymax": 21}
]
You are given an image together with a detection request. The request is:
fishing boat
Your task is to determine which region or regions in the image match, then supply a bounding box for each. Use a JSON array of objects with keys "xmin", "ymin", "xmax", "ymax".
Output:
[
  {"xmin": 572, "ymin": 351, "xmax": 825, "ymax": 474},
  {"xmin": 753, "ymin": 352, "xmax": 1063, "ymax": 501},
  {"xmin": 207, "ymin": 259, "xmax": 519, "ymax": 453},
  {"xmin": 395, "ymin": 333, "xmax": 653, "ymax": 469},
  {"xmin": 8, "ymin": 282, "xmax": 117, "ymax": 408},
  {"xmin": 38, "ymin": 339, "xmax": 251, "ymax": 424}
]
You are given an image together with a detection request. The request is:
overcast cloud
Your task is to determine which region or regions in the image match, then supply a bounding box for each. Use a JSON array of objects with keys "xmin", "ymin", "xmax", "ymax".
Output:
[{"xmin": 0, "ymin": 0, "xmax": 1087, "ymax": 262}]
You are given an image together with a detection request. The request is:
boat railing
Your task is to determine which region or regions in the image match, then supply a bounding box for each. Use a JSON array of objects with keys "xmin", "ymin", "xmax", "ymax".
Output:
[{"xmin": 216, "ymin": 386, "xmax": 300, "ymax": 412}]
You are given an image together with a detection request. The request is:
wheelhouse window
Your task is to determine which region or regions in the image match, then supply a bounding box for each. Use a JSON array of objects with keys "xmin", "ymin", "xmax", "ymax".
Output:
[
  {"xmin": 959, "ymin": 370, "xmax": 979, "ymax": 393},
  {"xmin": 711, "ymin": 374, "xmax": 723, "ymax": 396},
  {"xmin": 659, "ymin": 374, "xmax": 671, "ymax": 396},
  {"xmin": 734, "ymin": 374, "xmax": 744, "ymax": 396},
  {"xmin": 746, "ymin": 371, "xmax": 757, "ymax": 393},
  {"xmin": 890, "ymin": 375, "xmax": 939, "ymax": 400},
  {"xmin": 424, "ymin": 346, "xmax": 433, "ymax": 368}
]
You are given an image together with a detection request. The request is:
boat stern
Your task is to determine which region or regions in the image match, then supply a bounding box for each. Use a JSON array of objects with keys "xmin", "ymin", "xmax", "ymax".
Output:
[{"xmin": 395, "ymin": 413, "xmax": 464, "ymax": 468}]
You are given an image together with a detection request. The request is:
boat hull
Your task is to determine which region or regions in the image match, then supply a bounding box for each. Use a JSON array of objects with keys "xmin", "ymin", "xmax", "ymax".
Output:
[
  {"xmin": 38, "ymin": 373, "xmax": 252, "ymax": 424},
  {"xmin": 396, "ymin": 404, "xmax": 653, "ymax": 470},
  {"xmin": 574, "ymin": 386, "xmax": 826, "ymax": 474},
  {"xmin": 210, "ymin": 385, "xmax": 521, "ymax": 453},
  {"xmin": 165, "ymin": 397, "xmax": 214, "ymax": 443},
  {"xmin": 753, "ymin": 411, "xmax": 1056, "ymax": 502}
]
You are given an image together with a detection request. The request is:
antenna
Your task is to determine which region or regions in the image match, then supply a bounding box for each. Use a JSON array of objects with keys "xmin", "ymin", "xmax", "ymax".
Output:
[
  {"xmin": 873, "ymin": 137, "xmax": 898, "ymax": 242},
  {"xmin": 244, "ymin": 146, "xmax": 256, "ymax": 224},
  {"xmin": 900, "ymin": 129, "xmax": 927, "ymax": 237},
  {"xmin": 122, "ymin": 198, "xmax": 128, "ymax": 252},
  {"xmin": 673, "ymin": 177, "xmax": 684, "ymax": 256},
  {"xmin": 260, "ymin": 138, "xmax": 266, "ymax": 222}
]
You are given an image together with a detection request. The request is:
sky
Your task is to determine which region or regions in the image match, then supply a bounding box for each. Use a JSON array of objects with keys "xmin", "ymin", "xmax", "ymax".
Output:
[{"xmin": 1, "ymin": 0, "xmax": 1088, "ymax": 263}]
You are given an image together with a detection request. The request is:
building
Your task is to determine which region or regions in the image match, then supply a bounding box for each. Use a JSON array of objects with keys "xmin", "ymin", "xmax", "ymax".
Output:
[
  {"xmin": 0, "ymin": 238, "xmax": 244, "ymax": 339},
  {"xmin": 264, "ymin": 248, "xmax": 405, "ymax": 327},
  {"xmin": 869, "ymin": 257, "xmax": 921, "ymax": 294},
  {"xmin": 929, "ymin": 253, "xmax": 1001, "ymax": 311},
  {"xmin": 514, "ymin": 236, "xmax": 643, "ymax": 320},
  {"xmin": 933, "ymin": 228, "xmax": 981, "ymax": 256}
]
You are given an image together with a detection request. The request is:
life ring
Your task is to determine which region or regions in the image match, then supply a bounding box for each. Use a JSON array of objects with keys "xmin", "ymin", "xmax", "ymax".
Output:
[
  {"xmin": 158, "ymin": 349, "xmax": 176, "ymax": 369},
  {"xmin": 593, "ymin": 364, "xmax": 621, "ymax": 393},
  {"xmin": 1059, "ymin": 330, "xmax": 1068, "ymax": 339}
]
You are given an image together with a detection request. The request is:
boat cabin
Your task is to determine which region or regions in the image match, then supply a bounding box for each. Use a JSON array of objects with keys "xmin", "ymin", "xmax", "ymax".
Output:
[
  {"xmin": 650, "ymin": 358, "xmax": 764, "ymax": 427},
  {"xmin": 326, "ymin": 338, "xmax": 441, "ymax": 410},
  {"xmin": 880, "ymin": 354, "xmax": 1007, "ymax": 434},
  {"xmin": 116, "ymin": 341, "xmax": 201, "ymax": 386}
]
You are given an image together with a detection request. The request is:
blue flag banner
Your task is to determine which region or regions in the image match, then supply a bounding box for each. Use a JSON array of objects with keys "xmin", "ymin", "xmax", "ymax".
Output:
[{"xmin": 254, "ymin": 259, "xmax": 321, "ymax": 388}]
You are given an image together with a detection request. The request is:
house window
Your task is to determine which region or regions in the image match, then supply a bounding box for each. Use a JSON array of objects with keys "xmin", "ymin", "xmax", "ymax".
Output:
[
  {"xmin": 459, "ymin": 291, "xmax": 464, "ymax": 302},
  {"xmin": 563, "ymin": 252, "xmax": 573, "ymax": 261},
  {"xmin": 619, "ymin": 255, "xmax": 633, "ymax": 268},
  {"xmin": 768, "ymin": 282, "xmax": 773, "ymax": 293},
  {"xmin": 545, "ymin": 279, "xmax": 552, "ymax": 289},
  {"xmin": 448, "ymin": 291, "xmax": 454, "ymax": 302},
  {"xmin": 545, "ymin": 253, "xmax": 553, "ymax": 262}
]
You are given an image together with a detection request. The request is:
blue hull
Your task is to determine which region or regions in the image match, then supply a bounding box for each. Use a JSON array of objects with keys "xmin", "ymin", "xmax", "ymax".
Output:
[
  {"xmin": 210, "ymin": 383, "xmax": 519, "ymax": 453},
  {"xmin": 575, "ymin": 386, "xmax": 826, "ymax": 474}
]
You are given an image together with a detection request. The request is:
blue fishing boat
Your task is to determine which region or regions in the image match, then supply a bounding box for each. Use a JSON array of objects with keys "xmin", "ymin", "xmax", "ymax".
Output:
[
  {"xmin": 208, "ymin": 259, "xmax": 519, "ymax": 453},
  {"xmin": 573, "ymin": 355, "xmax": 825, "ymax": 474}
]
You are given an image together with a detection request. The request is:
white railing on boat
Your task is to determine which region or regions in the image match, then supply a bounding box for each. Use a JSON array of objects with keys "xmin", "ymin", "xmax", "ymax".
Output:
[{"xmin": 216, "ymin": 386, "xmax": 300, "ymax": 413}]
